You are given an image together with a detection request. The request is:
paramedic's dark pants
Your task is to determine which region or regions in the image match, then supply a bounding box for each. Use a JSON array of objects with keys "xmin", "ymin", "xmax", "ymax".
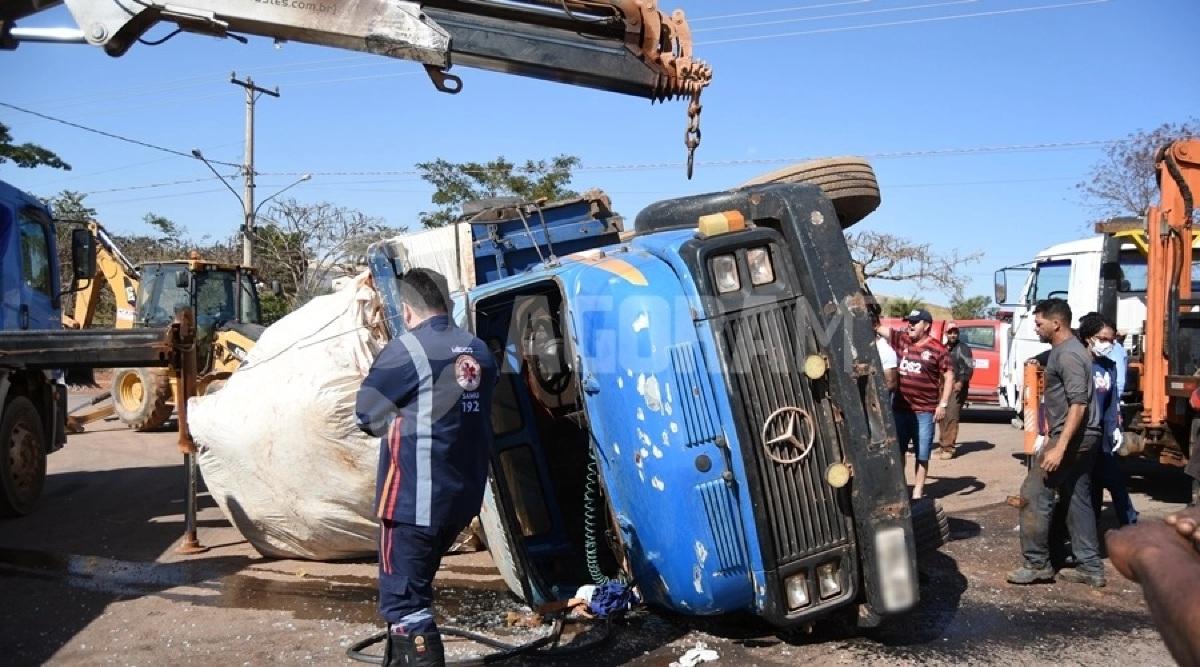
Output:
[
  {"xmin": 379, "ymin": 519, "xmax": 465, "ymax": 632},
  {"xmin": 1019, "ymin": 436, "xmax": 1103, "ymax": 576}
]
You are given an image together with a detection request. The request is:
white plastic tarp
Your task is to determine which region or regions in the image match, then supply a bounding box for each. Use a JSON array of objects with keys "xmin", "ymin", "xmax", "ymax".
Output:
[{"xmin": 188, "ymin": 274, "xmax": 388, "ymax": 560}]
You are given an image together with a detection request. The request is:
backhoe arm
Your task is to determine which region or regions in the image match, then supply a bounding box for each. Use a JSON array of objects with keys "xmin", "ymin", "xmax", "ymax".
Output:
[{"xmin": 62, "ymin": 221, "xmax": 140, "ymax": 330}]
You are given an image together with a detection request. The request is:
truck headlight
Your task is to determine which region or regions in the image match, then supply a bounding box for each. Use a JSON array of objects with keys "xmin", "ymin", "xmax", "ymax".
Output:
[
  {"xmin": 746, "ymin": 247, "xmax": 775, "ymax": 285},
  {"xmin": 875, "ymin": 526, "xmax": 916, "ymax": 612},
  {"xmin": 817, "ymin": 562, "xmax": 842, "ymax": 599},
  {"xmin": 711, "ymin": 255, "xmax": 740, "ymax": 293},
  {"xmin": 784, "ymin": 572, "xmax": 810, "ymax": 610}
]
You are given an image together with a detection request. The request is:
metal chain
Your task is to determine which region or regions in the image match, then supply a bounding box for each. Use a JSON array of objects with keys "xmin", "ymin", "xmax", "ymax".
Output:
[{"xmin": 685, "ymin": 88, "xmax": 703, "ymax": 179}]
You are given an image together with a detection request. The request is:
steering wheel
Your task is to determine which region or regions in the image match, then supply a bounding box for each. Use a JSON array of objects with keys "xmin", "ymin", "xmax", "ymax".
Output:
[
  {"xmin": 1046, "ymin": 290, "xmax": 1069, "ymax": 300},
  {"xmin": 524, "ymin": 312, "xmax": 572, "ymax": 396}
]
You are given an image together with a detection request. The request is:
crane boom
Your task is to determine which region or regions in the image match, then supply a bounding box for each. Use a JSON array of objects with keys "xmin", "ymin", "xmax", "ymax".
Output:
[{"xmin": 2, "ymin": 0, "xmax": 712, "ymax": 169}]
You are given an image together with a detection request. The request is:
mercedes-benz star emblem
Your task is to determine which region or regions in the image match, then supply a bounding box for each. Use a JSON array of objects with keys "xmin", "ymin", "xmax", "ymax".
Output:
[{"xmin": 760, "ymin": 406, "xmax": 815, "ymax": 465}]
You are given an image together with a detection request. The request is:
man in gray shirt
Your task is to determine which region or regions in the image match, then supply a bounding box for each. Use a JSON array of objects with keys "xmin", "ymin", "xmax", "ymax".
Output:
[{"xmin": 1008, "ymin": 298, "xmax": 1105, "ymax": 588}]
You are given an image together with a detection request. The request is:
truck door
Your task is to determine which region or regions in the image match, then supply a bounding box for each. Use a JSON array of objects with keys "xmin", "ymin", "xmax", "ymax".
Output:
[
  {"xmin": 14, "ymin": 208, "xmax": 59, "ymax": 331},
  {"xmin": 958, "ymin": 322, "xmax": 1001, "ymax": 404}
]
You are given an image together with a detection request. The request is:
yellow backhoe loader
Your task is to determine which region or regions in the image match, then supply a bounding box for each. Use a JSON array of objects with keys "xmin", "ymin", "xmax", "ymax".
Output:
[{"xmin": 64, "ymin": 222, "xmax": 266, "ymax": 431}]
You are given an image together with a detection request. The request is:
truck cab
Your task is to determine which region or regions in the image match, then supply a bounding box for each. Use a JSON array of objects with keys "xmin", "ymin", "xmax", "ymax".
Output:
[
  {"xmin": 994, "ymin": 235, "xmax": 1150, "ymax": 415},
  {"xmin": 0, "ymin": 180, "xmax": 95, "ymax": 515},
  {"xmin": 369, "ymin": 184, "xmax": 920, "ymax": 626}
]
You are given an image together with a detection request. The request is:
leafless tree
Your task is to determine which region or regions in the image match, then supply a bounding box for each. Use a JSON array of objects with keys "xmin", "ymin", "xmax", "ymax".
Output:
[
  {"xmin": 846, "ymin": 230, "xmax": 981, "ymax": 296},
  {"xmin": 255, "ymin": 199, "xmax": 404, "ymax": 307},
  {"xmin": 1077, "ymin": 118, "xmax": 1199, "ymax": 220}
]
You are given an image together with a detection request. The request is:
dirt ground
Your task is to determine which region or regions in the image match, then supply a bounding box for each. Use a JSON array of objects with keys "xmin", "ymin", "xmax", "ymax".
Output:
[{"xmin": 0, "ymin": 402, "xmax": 1189, "ymax": 666}]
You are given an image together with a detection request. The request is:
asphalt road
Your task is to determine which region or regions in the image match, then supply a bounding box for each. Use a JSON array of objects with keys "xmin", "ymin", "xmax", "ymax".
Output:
[{"xmin": 0, "ymin": 403, "xmax": 1188, "ymax": 666}]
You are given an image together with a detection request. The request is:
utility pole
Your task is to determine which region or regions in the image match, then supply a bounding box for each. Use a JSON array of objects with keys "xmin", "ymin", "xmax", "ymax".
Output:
[{"xmin": 230, "ymin": 72, "xmax": 279, "ymax": 269}]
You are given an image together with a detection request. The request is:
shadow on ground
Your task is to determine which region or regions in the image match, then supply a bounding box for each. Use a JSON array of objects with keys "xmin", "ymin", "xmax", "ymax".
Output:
[{"xmin": 0, "ymin": 465, "xmax": 248, "ymax": 665}]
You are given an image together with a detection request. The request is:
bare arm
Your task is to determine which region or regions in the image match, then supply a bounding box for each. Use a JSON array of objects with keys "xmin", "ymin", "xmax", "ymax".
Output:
[
  {"xmin": 1042, "ymin": 403, "xmax": 1086, "ymax": 472},
  {"xmin": 935, "ymin": 368, "xmax": 954, "ymax": 420},
  {"xmin": 884, "ymin": 368, "xmax": 899, "ymax": 392},
  {"xmin": 1107, "ymin": 516, "xmax": 1200, "ymax": 667}
]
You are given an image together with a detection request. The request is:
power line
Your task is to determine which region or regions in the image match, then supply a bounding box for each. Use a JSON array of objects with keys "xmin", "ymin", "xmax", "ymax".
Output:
[
  {"xmin": 692, "ymin": 0, "xmax": 980, "ymax": 34},
  {"xmin": 22, "ymin": 55, "xmax": 376, "ymax": 109},
  {"xmin": 0, "ymin": 101, "xmax": 242, "ymax": 168},
  {"xmin": 690, "ymin": 0, "xmax": 872, "ymax": 23},
  {"xmin": 66, "ymin": 139, "xmax": 1115, "ymax": 197},
  {"xmin": 697, "ymin": 0, "xmax": 1110, "ymax": 45},
  {"xmin": 253, "ymin": 138, "xmax": 1115, "ymax": 177},
  {"xmin": 83, "ymin": 176, "xmax": 234, "ymax": 195}
]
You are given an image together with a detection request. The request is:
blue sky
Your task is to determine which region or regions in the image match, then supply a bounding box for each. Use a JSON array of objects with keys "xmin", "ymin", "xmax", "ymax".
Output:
[{"xmin": 3, "ymin": 0, "xmax": 1198, "ymax": 303}]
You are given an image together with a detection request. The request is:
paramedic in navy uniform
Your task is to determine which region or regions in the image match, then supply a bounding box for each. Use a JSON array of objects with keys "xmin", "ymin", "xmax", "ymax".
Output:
[{"xmin": 355, "ymin": 268, "xmax": 498, "ymax": 667}]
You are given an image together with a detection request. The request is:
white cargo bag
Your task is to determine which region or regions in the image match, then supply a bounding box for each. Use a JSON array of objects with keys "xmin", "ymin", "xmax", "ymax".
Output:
[{"xmin": 189, "ymin": 274, "xmax": 388, "ymax": 560}]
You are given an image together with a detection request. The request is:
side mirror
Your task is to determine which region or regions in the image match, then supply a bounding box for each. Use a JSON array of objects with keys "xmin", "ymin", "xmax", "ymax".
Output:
[
  {"xmin": 175, "ymin": 270, "xmax": 191, "ymax": 289},
  {"xmin": 70, "ymin": 228, "xmax": 97, "ymax": 282},
  {"xmin": 994, "ymin": 270, "xmax": 1008, "ymax": 305},
  {"xmin": 271, "ymin": 280, "xmax": 284, "ymax": 298}
]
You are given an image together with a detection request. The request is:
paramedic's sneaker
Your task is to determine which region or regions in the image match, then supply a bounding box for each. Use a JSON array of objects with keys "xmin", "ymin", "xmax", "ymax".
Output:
[
  {"xmin": 1006, "ymin": 564, "xmax": 1055, "ymax": 585},
  {"xmin": 1057, "ymin": 568, "xmax": 1107, "ymax": 588}
]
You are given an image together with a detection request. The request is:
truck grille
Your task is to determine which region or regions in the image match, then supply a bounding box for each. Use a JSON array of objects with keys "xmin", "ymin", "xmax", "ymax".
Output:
[{"xmin": 713, "ymin": 300, "xmax": 852, "ymax": 566}]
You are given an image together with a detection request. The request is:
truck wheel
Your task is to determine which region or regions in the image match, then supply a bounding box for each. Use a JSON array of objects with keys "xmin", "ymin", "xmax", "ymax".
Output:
[
  {"xmin": 910, "ymin": 498, "xmax": 950, "ymax": 559},
  {"xmin": 112, "ymin": 368, "xmax": 174, "ymax": 431},
  {"xmin": 0, "ymin": 397, "xmax": 47, "ymax": 517},
  {"xmin": 739, "ymin": 157, "xmax": 882, "ymax": 228}
]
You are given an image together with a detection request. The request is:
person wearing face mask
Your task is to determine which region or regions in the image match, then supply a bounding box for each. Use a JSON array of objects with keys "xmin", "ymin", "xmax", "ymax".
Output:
[
  {"xmin": 1078, "ymin": 312, "xmax": 1138, "ymax": 527},
  {"xmin": 356, "ymin": 269, "xmax": 499, "ymax": 667}
]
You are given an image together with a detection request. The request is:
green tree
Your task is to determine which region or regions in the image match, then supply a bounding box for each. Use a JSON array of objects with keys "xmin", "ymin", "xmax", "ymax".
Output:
[
  {"xmin": 1077, "ymin": 118, "xmax": 1200, "ymax": 220},
  {"xmin": 1, "ymin": 122, "xmax": 70, "ymax": 170},
  {"xmin": 415, "ymin": 154, "xmax": 580, "ymax": 227},
  {"xmin": 950, "ymin": 294, "xmax": 991, "ymax": 320},
  {"xmin": 885, "ymin": 295, "xmax": 927, "ymax": 318}
]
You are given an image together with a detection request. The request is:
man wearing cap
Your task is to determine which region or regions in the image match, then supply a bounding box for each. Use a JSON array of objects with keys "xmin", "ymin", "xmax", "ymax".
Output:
[
  {"xmin": 881, "ymin": 309, "xmax": 955, "ymax": 500},
  {"xmin": 936, "ymin": 323, "xmax": 974, "ymax": 460}
]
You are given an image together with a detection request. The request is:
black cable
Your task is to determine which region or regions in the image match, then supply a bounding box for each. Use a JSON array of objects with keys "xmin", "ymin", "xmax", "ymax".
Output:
[
  {"xmin": 346, "ymin": 617, "xmax": 613, "ymax": 665},
  {"xmin": 138, "ymin": 28, "xmax": 182, "ymax": 46},
  {"xmin": 1164, "ymin": 150, "xmax": 1195, "ymax": 224},
  {"xmin": 0, "ymin": 102, "xmax": 241, "ymax": 168}
]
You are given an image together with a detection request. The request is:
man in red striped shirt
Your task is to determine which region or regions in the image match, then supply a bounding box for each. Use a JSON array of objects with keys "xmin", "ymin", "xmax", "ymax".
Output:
[{"xmin": 883, "ymin": 309, "xmax": 955, "ymax": 500}]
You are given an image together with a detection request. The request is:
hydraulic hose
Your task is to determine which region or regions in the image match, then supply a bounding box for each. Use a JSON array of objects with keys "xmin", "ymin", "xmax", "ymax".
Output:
[{"xmin": 345, "ymin": 617, "xmax": 613, "ymax": 665}]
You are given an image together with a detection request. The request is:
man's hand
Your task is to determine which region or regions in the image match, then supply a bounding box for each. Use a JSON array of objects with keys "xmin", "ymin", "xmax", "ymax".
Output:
[
  {"xmin": 935, "ymin": 405, "xmax": 946, "ymax": 421},
  {"xmin": 1040, "ymin": 442, "xmax": 1065, "ymax": 472},
  {"xmin": 953, "ymin": 381, "xmax": 963, "ymax": 393}
]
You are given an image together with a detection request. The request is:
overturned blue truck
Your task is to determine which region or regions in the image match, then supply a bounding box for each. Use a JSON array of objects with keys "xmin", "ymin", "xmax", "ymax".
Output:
[{"xmin": 368, "ymin": 171, "xmax": 936, "ymax": 628}]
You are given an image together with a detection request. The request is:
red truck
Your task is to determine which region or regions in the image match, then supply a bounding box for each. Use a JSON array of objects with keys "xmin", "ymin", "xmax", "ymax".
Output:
[{"xmin": 880, "ymin": 317, "xmax": 1007, "ymax": 406}]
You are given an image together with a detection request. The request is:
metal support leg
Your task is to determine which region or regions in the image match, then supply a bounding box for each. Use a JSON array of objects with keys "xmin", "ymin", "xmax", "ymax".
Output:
[
  {"xmin": 176, "ymin": 452, "xmax": 208, "ymax": 555},
  {"xmin": 172, "ymin": 308, "xmax": 208, "ymax": 555}
]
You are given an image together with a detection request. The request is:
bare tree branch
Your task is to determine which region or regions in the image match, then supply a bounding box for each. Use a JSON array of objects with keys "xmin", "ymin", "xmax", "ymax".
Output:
[
  {"xmin": 1077, "ymin": 118, "xmax": 1200, "ymax": 220},
  {"xmin": 846, "ymin": 230, "xmax": 982, "ymax": 295}
]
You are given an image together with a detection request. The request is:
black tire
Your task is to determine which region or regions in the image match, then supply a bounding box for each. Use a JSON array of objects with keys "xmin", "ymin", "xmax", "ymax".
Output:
[
  {"xmin": 739, "ymin": 157, "xmax": 882, "ymax": 228},
  {"xmin": 111, "ymin": 368, "xmax": 174, "ymax": 431},
  {"xmin": 910, "ymin": 498, "xmax": 950, "ymax": 558},
  {"xmin": 0, "ymin": 397, "xmax": 48, "ymax": 517}
]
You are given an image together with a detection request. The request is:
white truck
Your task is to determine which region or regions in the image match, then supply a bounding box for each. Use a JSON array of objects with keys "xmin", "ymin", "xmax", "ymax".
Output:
[{"xmin": 993, "ymin": 232, "xmax": 1155, "ymax": 421}]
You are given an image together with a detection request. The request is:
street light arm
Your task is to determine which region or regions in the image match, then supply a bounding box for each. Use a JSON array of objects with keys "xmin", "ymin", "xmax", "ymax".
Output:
[
  {"xmin": 192, "ymin": 149, "xmax": 244, "ymax": 209},
  {"xmin": 252, "ymin": 174, "xmax": 312, "ymax": 218}
]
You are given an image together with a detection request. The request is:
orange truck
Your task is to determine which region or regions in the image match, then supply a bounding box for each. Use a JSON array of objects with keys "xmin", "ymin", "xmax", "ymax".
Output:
[{"xmin": 1102, "ymin": 138, "xmax": 1200, "ymax": 501}]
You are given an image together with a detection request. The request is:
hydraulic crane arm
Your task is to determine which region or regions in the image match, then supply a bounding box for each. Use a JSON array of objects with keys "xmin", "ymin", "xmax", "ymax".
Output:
[{"xmin": 2, "ymin": 0, "xmax": 713, "ymax": 170}]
